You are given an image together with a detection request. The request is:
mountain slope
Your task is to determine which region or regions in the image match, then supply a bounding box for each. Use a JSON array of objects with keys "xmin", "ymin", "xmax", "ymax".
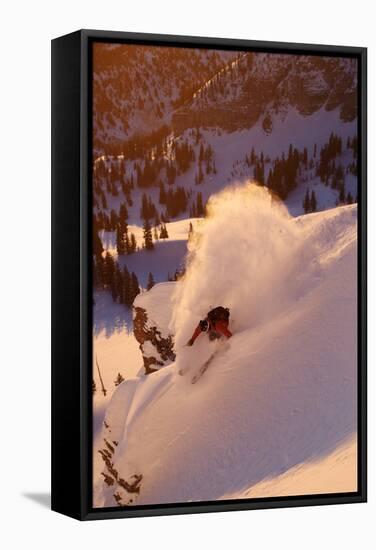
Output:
[
  {"xmin": 95, "ymin": 187, "xmax": 357, "ymax": 507},
  {"xmin": 93, "ymin": 43, "xmax": 237, "ymax": 154},
  {"xmin": 173, "ymin": 53, "xmax": 357, "ymax": 133}
]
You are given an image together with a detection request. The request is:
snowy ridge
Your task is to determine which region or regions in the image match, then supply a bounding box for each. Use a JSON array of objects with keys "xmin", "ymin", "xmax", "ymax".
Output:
[{"xmin": 95, "ymin": 187, "xmax": 357, "ymax": 507}]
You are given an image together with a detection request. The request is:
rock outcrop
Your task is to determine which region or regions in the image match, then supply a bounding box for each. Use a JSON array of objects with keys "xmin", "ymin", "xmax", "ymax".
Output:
[
  {"xmin": 132, "ymin": 283, "xmax": 177, "ymax": 375},
  {"xmin": 133, "ymin": 306, "xmax": 175, "ymax": 374}
]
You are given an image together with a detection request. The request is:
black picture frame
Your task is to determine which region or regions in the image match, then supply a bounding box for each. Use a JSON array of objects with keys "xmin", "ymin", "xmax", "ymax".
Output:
[{"xmin": 51, "ymin": 29, "xmax": 367, "ymax": 521}]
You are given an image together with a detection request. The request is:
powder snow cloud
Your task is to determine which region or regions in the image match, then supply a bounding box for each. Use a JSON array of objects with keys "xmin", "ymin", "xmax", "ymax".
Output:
[{"xmin": 171, "ymin": 183, "xmax": 318, "ymax": 348}]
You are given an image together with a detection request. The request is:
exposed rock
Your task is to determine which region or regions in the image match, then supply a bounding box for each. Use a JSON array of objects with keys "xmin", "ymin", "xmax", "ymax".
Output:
[
  {"xmin": 133, "ymin": 305, "xmax": 175, "ymax": 374},
  {"xmin": 172, "ymin": 53, "xmax": 357, "ymax": 135},
  {"xmin": 98, "ymin": 437, "xmax": 143, "ymax": 506}
]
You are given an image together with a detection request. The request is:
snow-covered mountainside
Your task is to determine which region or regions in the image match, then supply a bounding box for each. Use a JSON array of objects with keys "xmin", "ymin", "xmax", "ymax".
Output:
[
  {"xmin": 94, "ymin": 186, "xmax": 357, "ymax": 507},
  {"xmin": 93, "ymin": 47, "xmax": 357, "ymax": 156},
  {"xmin": 93, "ymin": 43, "xmax": 237, "ymax": 155},
  {"xmin": 173, "ymin": 53, "xmax": 357, "ymax": 134}
]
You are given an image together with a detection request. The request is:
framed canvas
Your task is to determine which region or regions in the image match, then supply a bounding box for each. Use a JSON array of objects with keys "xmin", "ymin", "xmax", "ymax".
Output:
[{"xmin": 51, "ymin": 29, "xmax": 367, "ymax": 520}]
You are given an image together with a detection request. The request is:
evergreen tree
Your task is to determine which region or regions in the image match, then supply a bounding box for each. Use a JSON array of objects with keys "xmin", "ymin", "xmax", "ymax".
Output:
[
  {"xmin": 160, "ymin": 223, "xmax": 169, "ymax": 239},
  {"xmin": 130, "ymin": 272, "xmax": 141, "ymax": 304},
  {"xmin": 147, "ymin": 272, "xmax": 155, "ymax": 290},
  {"xmin": 119, "ymin": 203, "xmax": 128, "ymax": 226},
  {"xmin": 196, "ymin": 192, "xmax": 205, "ymax": 216},
  {"xmin": 116, "ymin": 224, "xmax": 126, "ymax": 256},
  {"xmin": 310, "ymin": 190, "xmax": 317, "ymax": 212},
  {"xmin": 129, "ymin": 233, "xmax": 137, "ymax": 253},
  {"xmin": 303, "ymin": 147, "xmax": 308, "ymax": 167},
  {"xmin": 159, "ymin": 181, "xmax": 166, "ymax": 204},
  {"xmin": 124, "ymin": 224, "xmax": 130, "ymax": 254},
  {"xmin": 188, "ymin": 222, "xmax": 194, "ymax": 240},
  {"xmin": 93, "ymin": 230, "xmax": 103, "ymax": 258},
  {"xmin": 93, "ymin": 255, "xmax": 104, "ymax": 289},
  {"xmin": 143, "ymin": 219, "xmax": 154, "ymax": 250},
  {"xmin": 110, "ymin": 209, "xmax": 118, "ymax": 230},
  {"xmin": 339, "ymin": 183, "xmax": 345, "ymax": 204},
  {"xmin": 250, "ymin": 147, "xmax": 256, "ymax": 164},
  {"xmin": 199, "ymin": 143, "xmax": 204, "ymax": 162},
  {"xmin": 303, "ymin": 189, "xmax": 310, "ymax": 214},
  {"xmin": 114, "ymin": 373, "xmax": 125, "ymax": 386},
  {"xmin": 103, "ymin": 252, "xmax": 115, "ymax": 288}
]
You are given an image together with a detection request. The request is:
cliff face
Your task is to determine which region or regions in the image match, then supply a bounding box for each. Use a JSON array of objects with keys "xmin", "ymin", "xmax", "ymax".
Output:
[
  {"xmin": 132, "ymin": 283, "xmax": 177, "ymax": 375},
  {"xmin": 172, "ymin": 53, "xmax": 357, "ymax": 135},
  {"xmin": 133, "ymin": 305, "xmax": 175, "ymax": 374}
]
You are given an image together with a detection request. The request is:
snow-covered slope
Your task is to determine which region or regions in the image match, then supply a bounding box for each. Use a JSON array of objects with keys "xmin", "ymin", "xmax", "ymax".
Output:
[
  {"xmin": 95, "ymin": 186, "xmax": 357, "ymax": 507},
  {"xmin": 100, "ymin": 217, "xmax": 202, "ymax": 286},
  {"xmin": 226, "ymin": 435, "xmax": 357, "ymax": 499}
]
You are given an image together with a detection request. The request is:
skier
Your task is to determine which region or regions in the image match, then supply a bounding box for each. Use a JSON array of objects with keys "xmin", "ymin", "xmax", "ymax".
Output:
[{"xmin": 187, "ymin": 306, "xmax": 232, "ymax": 346}]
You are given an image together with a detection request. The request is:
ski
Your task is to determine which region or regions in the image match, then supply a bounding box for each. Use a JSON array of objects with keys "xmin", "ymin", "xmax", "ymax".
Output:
[
  {"xmin": 191, "ymin": 342, "xmax": 229, "ymax": 384},
  {"xmin": 191, "ymin": 352, "xmax": 217, "ymax": 384}
]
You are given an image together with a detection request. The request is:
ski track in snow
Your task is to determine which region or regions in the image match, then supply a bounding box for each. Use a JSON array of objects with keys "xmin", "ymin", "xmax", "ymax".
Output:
[{"xmin": 95, "ymin": 188, "xmax": 357, "ymax": 507}]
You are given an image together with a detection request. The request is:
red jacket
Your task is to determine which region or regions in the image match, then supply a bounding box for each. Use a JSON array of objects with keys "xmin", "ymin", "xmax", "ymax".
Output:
[{"xmin": 190, "ymin": 319, "xmax": 232, "ymax": 344}]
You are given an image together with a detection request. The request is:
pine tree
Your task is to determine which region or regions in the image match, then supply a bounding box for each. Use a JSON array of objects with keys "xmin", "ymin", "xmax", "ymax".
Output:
[
  {"xmin": 303, "ymin": 189, "xmax": 310, "ymax": 214},
  {"xmin": 93, "ymin": 255, "xmax": 104, "ymax": 289},
  {"xmin": 196, "ymin": 192, "xmax": 205, "ymax": 216},
  {"xmin": 250, "ymin": 147, "xmax": 256, "ymax": 165},
  {"xmin": 310, "ymin": 190, "xmax": 317, "ymax": 212},
  {"xmin": 143, "ymin": 219, "xmax": 154, "ymax": 250},
  {"xmin": 303, "ymin": 147, "xmax": 308, "ymax": 167},
  {"xmin": 116, "ymin": 224, "xmax": 126, "ymax": 256},
  {"xmin": 339, "ymin": 183, "xmax": 345, "ymax": 204},
  {"xmin": 199, "ymin": 143, "xmax": 204, "ymax": 162},
  {"xmin": 129, "ymin": 233, "xmax": 137, "ymax": 253},
  {"xmin": 188, "ymin": 221, "xmax": 194, "ymax": 240},
  {"xmin": 124, "ymin": 224, "xmax": 130, "ymax": 254},
  {"xmin": 119, "ymin": 203, "xmax": 128, "ymax": 225},
  {"xmin": 110, "ymin": 209, "xmax": 118, "ymax": 230},
  {"xmin": 114, "ymin": 373, "xmax": 125, "ymax": 386},
  {"xmin": 147, "ymin": 272, "xmax": 155, "ymax": 290},
  {"xmin": 93, "ymin": 230, "xmax": 103, "ymax": 258},
  {"xmin": 103, "ymin": 252, "xmax": 115, "ymax": 288},
  {"xmin": 130, "ymin": 272, "xmax": 140, "ymax": 304},
  {"xmin": 160, "ymin": 223, "xmax": 169, "ymax": 239}
]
